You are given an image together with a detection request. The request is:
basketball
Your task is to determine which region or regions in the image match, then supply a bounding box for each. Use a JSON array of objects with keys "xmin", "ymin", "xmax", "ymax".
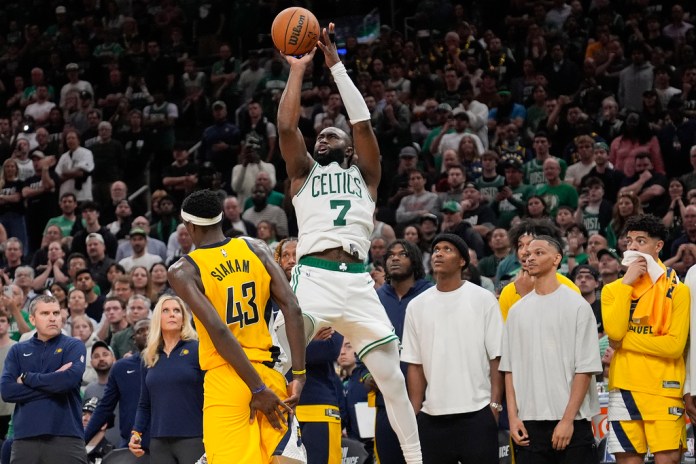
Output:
[{"xmin": 271, "ymin": 7, "xmax": 320, "ymax": 56}]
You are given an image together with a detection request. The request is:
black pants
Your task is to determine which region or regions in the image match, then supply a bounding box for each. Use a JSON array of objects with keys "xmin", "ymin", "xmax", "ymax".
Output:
[
  {"xmin": 513, "ymin": 419, "xmax": 598, "ymax": 464},
  {"xmin": 11, "ymin": 436, "xmax": 88, "ymax": 464},
  {"xmin": 418, "ymin": 406, "xmax": 498, "ymax": 464},
  {"xmin": 149, "ymin": 436, "xmax": 205, "ymax": 464},
  {"xmin": 375, "ymin": 405, "xmax": 405, "ymax": 464}
]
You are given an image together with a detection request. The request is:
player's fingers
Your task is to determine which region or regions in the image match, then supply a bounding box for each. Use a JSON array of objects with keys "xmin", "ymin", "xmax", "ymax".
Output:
[
  {"xmin": 249, "ymin": 406, "xmax": 257, "ymax": 424},
  {"xmin": 279, "ymin": 399, "xmax": 294, "ymax": 416}
]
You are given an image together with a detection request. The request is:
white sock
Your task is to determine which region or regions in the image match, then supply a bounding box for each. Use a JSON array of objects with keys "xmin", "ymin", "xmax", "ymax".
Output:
[{"xmin": 362, "ymin": 343, "xmax": 422, "ymax": 464}]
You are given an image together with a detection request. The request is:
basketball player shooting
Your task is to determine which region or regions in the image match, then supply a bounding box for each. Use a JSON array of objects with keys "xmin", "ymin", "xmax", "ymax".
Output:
[{"xmin": 275, "ymin": 23, "xmax": 423, "ymax": 464}]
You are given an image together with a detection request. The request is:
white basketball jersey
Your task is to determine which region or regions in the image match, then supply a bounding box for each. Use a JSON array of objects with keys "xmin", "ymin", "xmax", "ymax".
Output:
[{"xmin": 293, "ymin": 162, "xmax": 374, "ymax": 261}]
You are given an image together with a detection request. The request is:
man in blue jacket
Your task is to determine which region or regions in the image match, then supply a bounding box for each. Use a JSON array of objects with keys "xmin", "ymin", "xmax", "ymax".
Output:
[
  {"xmin": 85, "ymin": 318, "xmax": 151, "ymax": 448},
  {"xmin": 0, "ymin": 294, "xmax": 87, "ymax": 463},
  {"xmin": 374, "ymin": 239, "xmax": 433, "ymax": 464}
]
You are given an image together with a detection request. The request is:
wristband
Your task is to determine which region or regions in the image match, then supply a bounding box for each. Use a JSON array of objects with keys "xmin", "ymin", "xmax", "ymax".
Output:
[
  {"xmin": 291, "ymin": 368, "xmax": 307, "ymax": 376},
  {"xmin": 329, "ymin": 62, "xmax": 370, "ymax": 124},
  {"xmin": 251, "ymin": 384, "xmax": 267, "ymax": 395}
]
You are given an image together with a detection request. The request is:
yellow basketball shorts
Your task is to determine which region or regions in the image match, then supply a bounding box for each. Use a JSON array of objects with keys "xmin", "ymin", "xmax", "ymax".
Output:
[
  {"xmin": 606, "ymin": 389, "xmax": 686, "ymax": 455},
  {"xmin": 203, "ymin": 362, "xmax": 304, "ymax": 463}
]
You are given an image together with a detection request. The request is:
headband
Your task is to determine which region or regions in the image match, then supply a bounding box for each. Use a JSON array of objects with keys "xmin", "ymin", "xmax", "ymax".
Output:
[{"xmin": 181, "ymin": 211, "xmax": 222, "ymax": 226}]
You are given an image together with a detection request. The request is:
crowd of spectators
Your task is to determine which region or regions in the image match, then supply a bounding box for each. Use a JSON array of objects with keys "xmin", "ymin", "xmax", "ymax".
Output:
[{"xmin": 0, "ymin": 0, "xmax": 695, "ymax": 461}]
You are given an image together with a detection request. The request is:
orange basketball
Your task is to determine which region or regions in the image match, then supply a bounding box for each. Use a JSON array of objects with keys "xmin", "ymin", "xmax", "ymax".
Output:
[{"xmin": 271, "ymin": 7, "xmax": 320, "ymax": 56}]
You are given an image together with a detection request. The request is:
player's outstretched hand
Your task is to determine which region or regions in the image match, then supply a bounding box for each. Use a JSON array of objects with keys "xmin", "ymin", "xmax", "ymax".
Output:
[
  {"xmin": 280, "ymin": 48, "xmax": 317, "ymax": 67},
  {"xmin": 250, "ymin": 388, "xmax": 292, "ymax": 430},
  {"xmin": 317, "ymin": 22, "xmax": 340, "ymax": 68},
  {"xmin": 285, "ymin": 376, "xmax": 306, "ymax": 409}
]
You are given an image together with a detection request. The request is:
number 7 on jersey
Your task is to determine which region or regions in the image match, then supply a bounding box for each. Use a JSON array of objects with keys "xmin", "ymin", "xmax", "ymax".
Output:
[{"xmin": 331, "ymin": 199, "xmax": 351, "ymax": 226}]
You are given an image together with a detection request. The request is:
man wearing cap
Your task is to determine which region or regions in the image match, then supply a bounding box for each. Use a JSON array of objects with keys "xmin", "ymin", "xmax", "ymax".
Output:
[
  {"xmin": 60, "ymin": 63, "xmax": 94, "ymax": 108},
  {"xmin": 571, "ymin": 264, "xmax": 603, "ymax": 334},
  {"xmin": 86, "ymin": 319, "xmax": 151, "ymax": 448},
  {"xmin": 84, "ymin": 340, "xmax": 115, "ymax": 401},
  {"xmin": 115, "ymin": 216, "xmax": 168, "ymax": 263},
  {"xmin": 1, "ymin": 295, "xmax": 88, "ymax": 463},
  {"xmin": 461, "ymin": 181, "xmax": 497, "ymax": 237},
  {"xmin": 402, "ymin": 233, "xmax": 503, "ymax": 463},
  {"xmin": 200, "ymin": 99, "xmax": 241, "ymax": 191},
  {"xmin": 118, "ymin": 228, "xmax": 163, "ymax": 273},
  {"xmin": 597, "ymin": 248, "xmax": 622, "ymax": 285},
  {"xmin": 70, "ymin": 201, "xmax": 118, "ymax": 259},
  {"xmin": 494, "ymin": 158, "xmax": 536, "ymax": 228},
  {"xmin": 396, "ymin": 168, "xmax": 441, "ymax": 230},
  {"xmin": 440, "ymin": 200, "xmax": 486, "ymax": 259},
  {"xmin": 501, "ymin": 236, "xmax": 601, "ymax": 464}
]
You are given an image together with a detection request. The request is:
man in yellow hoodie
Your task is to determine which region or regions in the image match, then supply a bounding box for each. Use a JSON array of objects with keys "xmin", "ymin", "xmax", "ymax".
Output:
[{"xmin": 602, "ymin": 214, "xmax": 689, "ymax": 464}]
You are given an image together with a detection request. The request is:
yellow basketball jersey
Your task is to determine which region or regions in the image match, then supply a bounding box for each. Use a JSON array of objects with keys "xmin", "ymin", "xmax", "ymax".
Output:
[{"xmin": 186, "ymin": 237, "xmax": 278, "ymax": 371}]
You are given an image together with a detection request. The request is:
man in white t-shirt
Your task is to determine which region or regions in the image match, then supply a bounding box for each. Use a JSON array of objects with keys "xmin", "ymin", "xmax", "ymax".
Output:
[
  {"xmin": 23, "ymin": 85, "xmax": 55, "ymax": 125},
  {"xmin": 402, "ymin": 233, "xmax": 503, "ymax": 463},
  {"xmin": 500, "ymin": 235, "xmax": 602, "ymax": 464}
]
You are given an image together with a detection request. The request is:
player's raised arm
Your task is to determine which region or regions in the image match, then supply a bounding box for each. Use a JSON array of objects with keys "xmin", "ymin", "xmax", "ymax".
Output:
[
  {"xmin": 168, "ymin": 258, "xmax": 292, "ymax": 429},
  {"xmin": 317, "ymin": 23, "xmax": 381, "ymax": 194},
  {"xmin": 277, "ymin": 50, "xmax": 316, "ymax": 181}
]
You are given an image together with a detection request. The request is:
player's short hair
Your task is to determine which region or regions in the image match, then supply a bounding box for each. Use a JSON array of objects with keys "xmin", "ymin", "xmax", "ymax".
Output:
[
  {"xmin": 531, "ymin": 234, "xmax": 564, "ymax": 261},
  {"xmin": 181, "ymin": 189, "xmax": 223, "ymax": 223},
  {"xmin": 29, "ymin": 294, "xmax": 59, "ymax": 315},
  {"xmin": 624, "ymin": 214, "xmax": 667, "ymax": 241}
]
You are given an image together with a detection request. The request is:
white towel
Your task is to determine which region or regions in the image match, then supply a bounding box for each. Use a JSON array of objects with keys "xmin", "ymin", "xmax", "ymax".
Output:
[{"xmin": 621, "ymin": 250, "xmax": 664, "ymax": 283}]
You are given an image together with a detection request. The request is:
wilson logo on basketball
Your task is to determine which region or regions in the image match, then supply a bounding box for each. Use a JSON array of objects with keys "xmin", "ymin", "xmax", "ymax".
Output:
[{"xmin": 288, "ymin": 15, "xmax": 305, "ymax": 46}]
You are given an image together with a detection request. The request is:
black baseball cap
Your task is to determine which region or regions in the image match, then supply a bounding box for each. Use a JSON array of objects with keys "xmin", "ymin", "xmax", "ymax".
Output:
[{"xmin": 570, "ymin": 264, "xmax": 599, "ymax": 281}]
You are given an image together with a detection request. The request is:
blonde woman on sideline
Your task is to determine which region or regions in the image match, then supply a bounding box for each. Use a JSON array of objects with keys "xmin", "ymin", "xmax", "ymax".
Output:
[{"xmin": 129, "ymin": 296, "xmax": 204, "ymax": 463}]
